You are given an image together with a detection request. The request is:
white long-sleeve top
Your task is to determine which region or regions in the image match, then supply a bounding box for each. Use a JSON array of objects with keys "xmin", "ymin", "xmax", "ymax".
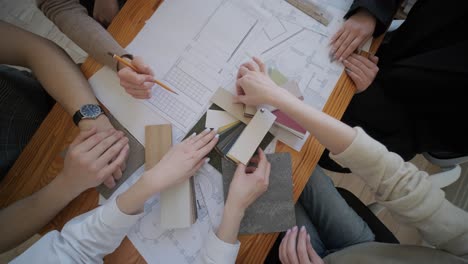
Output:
[{"xmin": 11, "ymin": 198, "xmax": 240, "ymax": 263}]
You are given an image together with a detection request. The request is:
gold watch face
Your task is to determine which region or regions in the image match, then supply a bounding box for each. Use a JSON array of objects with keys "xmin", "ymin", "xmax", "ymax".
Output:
[{"xmin": 80, "ymin": 104, "xmax": 102, "ymax": 119}]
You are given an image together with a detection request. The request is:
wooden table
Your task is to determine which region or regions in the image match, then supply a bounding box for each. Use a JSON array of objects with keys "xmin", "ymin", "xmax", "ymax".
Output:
[{"xmin": 0, "ymin": 0, "xmax": 382, "ymax": 263}]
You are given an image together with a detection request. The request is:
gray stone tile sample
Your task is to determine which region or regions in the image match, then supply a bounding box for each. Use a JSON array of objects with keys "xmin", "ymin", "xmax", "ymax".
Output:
[{"xmin": 222, "ymin": 153, "xmax": 295, "ymax": 234}]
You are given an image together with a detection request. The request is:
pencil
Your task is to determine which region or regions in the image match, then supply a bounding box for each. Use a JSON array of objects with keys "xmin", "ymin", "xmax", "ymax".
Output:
[{"xmin": 108, "ymin": 52, "xmax": 178, "ymax": 95}]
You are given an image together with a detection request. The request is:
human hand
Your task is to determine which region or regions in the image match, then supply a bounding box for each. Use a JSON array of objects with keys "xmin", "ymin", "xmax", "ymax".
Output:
[
  {"xmin": 78, "ymin": 114, "xmax": 130, "ymax": 183},
  {"xmin": 117, "ymin": 56, "xmax": 155, "ymax": 99},
  {"xmin": 329, "ymin": 8, "xmax": 376, "ymax": 62},
  {"xmin": 235, "ymin": 57, "xmax": 286, "ymax": 107},
  {"xmin": 93, "ymin": 0, "xmax": 120, "ymax": 28},
  {"xmin": 143, "ymin": 128, "xmax": 219, "ymax": 193},
  {"xmin": 279, "ymin": 226, "xmax": 324, "ymax": 264},
  {"xmin": 60, "ymin": 128, "xmax": 129, "ymax": 195},
  {"xmin": 225, "ymin": 148, "xmax": 271, "ymax": 213},
  {"xmin": 344, "ymin": 54, "xmax": 379, "ymax": 93}
]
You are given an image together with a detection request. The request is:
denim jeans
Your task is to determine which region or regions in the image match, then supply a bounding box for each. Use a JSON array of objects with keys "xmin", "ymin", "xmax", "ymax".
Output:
[{"xmin": 295, "ymin": 166, "xmax": 375, "ymax": 257}]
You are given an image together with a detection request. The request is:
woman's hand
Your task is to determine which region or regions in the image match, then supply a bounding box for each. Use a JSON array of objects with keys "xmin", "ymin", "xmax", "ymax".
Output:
[
  {"xmin": 279, "ymin": 226, "xmax": 324, "ymax": 264},
  {"xmin": 215, "ymin": 149, "xmax": 271, "ymax": 244},
  {"xmin": 235, "ymin": 57, "xmax": 287, "ymax": 107},
  {"xmin": 225, "ymin": 148, "xmax": 271, "ymax": 213},
  {"xmin": 143, "ymin": 128, "xmax": 219, "ymax": 193}
]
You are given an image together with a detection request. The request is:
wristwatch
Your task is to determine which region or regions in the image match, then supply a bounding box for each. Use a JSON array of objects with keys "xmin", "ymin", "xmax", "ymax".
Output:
[{"xmin": 73, "ymin": 104, "xmax": 104, "ymax": 126}]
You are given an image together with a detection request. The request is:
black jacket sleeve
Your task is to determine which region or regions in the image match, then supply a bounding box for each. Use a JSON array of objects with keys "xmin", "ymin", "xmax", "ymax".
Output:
[{"xmin": 344, "ymin": 0, "xmax": 402, "ymax": 36}]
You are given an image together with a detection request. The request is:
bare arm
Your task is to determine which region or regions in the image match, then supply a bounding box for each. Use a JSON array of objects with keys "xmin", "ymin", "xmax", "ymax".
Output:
[
  {"xmin": 0, "ymin": 21, "xmax": 116, "ymax": 131},
  {"xmin": 217, "ymin": 149, "xmax": 270, "ymax": 243},
  {"xmin": 0, "ymin": 21, "xmax": 97, "ymax": 116},
  {"xmin": 235, "ymin": 57, "xmax": 356, "ymax": 155},
  {"xmin": 200, "ymin": 149, "xmax": 271, "ymax": 263}
]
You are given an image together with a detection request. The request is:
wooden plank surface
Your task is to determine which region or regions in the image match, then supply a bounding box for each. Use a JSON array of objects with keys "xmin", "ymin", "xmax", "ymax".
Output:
[
  {"xmin": 0, "ymin": 0, "xmax": 383, "ymax": 262},
  {"xmin": 145, "ymin": 125, "xmax": 172, "ymax": 170}
]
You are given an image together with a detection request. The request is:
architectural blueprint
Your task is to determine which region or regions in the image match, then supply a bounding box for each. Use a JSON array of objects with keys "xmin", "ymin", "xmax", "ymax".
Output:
[{"xmin": 90, "ymin": 0, "xmax": 355, "ymax": 262}]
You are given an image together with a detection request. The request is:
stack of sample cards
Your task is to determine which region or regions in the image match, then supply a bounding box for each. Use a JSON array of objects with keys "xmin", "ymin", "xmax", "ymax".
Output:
[
  {"xmin": 206, "ymin": 107, "xmax": 276, "ymax": 165},
  {"xmin": 185, "ymin": 104, "xmax": 275, "ymax": 173},
  {"xmin": 214, "ymin": 121, "xmax": 246, "ymax": 156}
]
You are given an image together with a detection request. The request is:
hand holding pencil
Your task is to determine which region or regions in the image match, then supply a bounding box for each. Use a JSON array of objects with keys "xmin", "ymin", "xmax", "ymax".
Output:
[{"xmin": 112, "ymin": 53, "xmax": 178, "ymax": 99}]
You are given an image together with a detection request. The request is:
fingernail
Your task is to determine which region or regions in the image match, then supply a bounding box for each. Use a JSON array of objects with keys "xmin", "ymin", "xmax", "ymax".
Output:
[
  {"xmin": 205, "ymin": 158, "xmax": 210, "ymax": 164},
  {"xmin": 204, "ymin": 128, "xmax": 210, "ymax": 132},
  {"xmin": 192, "ymin": 132, "xmax": 197, "ymax": 136},
  {"xmin": 301, "ymin": 226, "xmax": 305, "ymax": 232},
  {"xmin": 345, "ymin": 68, "xmax": 351, "ymax": 72},
  {"xmin": 307, "ymin": 234, "xmax": 311, "ymax": 240},
  {"xmin": 215, "ymin": 134, "xmax": 219, "ymax": 138},
  {"xmin": 339, "ymin": 57, "xmax": 343, "ymax": 62},
  {"xmin": 293, "ymin": 226, "xmax": 298, "ymax": 232},
  {"xmin": 344, "ymin": 59, "xmax": 349, "ymax": 64},
  {"xmin": 286, "ymin": 229, "xmax": 291, "ymax": 234}
]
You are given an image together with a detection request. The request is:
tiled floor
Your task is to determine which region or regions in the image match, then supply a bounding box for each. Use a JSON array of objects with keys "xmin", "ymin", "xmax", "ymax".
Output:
[{"xmin": 1, "ymin": 0, "xmax": 464, "ymax": 261}]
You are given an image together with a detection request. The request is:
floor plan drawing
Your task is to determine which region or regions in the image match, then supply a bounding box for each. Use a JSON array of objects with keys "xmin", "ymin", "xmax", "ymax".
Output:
[{"xmin": 127, "ymin": 0, "xmax": 270, "ymax": 138}]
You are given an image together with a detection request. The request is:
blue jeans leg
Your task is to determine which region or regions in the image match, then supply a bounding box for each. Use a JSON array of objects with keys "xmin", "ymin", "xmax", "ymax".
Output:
[
  {"xmin": 295, "ymin": 203, "xmax": 327, "ymax": 256},
  {"xmin": 299, "ymin": 166, "xmax": 375, "ymax": 256}
]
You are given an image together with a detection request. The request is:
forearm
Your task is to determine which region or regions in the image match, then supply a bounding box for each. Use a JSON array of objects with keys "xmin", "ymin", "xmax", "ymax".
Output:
[
  {"xmin": 216, "ymin": 201, "xmax": 244, "ymax": 244},
  {"xmin": 0, "ymin": 21, "xmax": 99, "ymax": 116},
  {"xmin": 116, "ymin": 174, "xmax": 157, "ymax": 215},
  {"xmin": 37, "ymin": 0, "xmax": 126, "ymax": 69},
  {"xmin": 273, "ymin": 90, "xmax": 356, "ymax": 155},
  {"xmin": 0, "ymin": 174, "xmax": 78, "ymax": 252}
]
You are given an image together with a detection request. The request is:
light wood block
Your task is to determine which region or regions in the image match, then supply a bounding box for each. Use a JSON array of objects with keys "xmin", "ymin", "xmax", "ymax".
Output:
[
  {"xmin": 227, "ymin": 109, "xmax": 276, "ymax": 165},
  {"xmin": 243, "ymin": 105, "xmax": 257, "ymax": 118},
  {"xmin": 210, "ymin": 88, "xmax": 251, "ymax": 124},
  {"xmin": 145, "ymin": 125, "xmax": 172, "ymax": 170},
  {"xmin": 145, "ymin": 124, "xmax": 196, "ymax": 228}
]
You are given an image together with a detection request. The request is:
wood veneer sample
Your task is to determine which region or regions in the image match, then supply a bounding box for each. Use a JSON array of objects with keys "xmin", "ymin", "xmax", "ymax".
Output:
[
  {"xmin": 243, "ymin": 105, "xmax": 257, "ymax": 118},
  {"xmin": 145, "ymin": 124, "xmax": 172, "ymax": 170},
  {"xmin": 227, "ymin": 109, "xmax": 276, "ymax": 165},
  {"xmin": 145, "ymin": 124, "xmax": 196, "ymax": 229},
  {"xmin": 210, "ymin": 88, "xmax": 250, "ymax": 124}
]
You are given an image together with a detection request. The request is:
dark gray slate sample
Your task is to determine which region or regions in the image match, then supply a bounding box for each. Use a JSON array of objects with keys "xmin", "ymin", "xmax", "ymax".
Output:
[{"xmin": 222, "ymin": 153, "xmax": 295, "ymax": 234}]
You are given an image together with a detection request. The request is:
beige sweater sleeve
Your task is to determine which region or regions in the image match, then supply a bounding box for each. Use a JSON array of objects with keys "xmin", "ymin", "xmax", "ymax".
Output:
[
  {"xmin": 36, "ymin": 0, "xmax": 126, "ymax": 69},
  {"xmin": 330, "ymin": 127, "xmax": 468, "ymax": 256}
]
